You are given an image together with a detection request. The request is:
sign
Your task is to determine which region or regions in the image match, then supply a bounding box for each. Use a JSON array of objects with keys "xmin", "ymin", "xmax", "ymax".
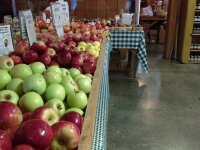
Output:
[
  {"xmin": 50, "ymin": 2, "xmax": 64, "ymax": 37},
  {"xmin": 0, "ymin": 25, "xmax": 14, "ymax": 56},
  {"xmin": 60, "ymin": 1, "xmax": 70, "ymax": 26},
  {"xmin": 19, "ymin": 10, "xmax": 36, "ymax": 45}
]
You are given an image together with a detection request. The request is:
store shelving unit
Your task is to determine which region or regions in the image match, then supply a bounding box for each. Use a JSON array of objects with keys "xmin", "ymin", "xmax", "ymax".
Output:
[{"xmin": 178, "ymin": 0, "xmax": 200, "ymax": 63}]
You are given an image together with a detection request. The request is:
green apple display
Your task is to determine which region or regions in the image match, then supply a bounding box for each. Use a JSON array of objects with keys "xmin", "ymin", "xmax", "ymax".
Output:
[
  {"xmin": 73, "ymin": 74, "xmax": 87, "ymax": 82},
  {"xmin": 46, "ymin": 66, "xmax": 61, "ymax": 76},
  {"xmin": 78, "ymin": 41, "xmax": 87, "ymax": 48},
  {"xmin": 10, "ymin": 64, "xmax": 33, "ymax": 80},
  {"xmin": 61, "ymin": 78, "xmax": 78, "ymax": 97},
  {"xmin": 76, "ymin": 45, "xmax": 85, "ymax": 51},
  {"xmin": 76, "ymin": 78, "xmax": 92, "ymax": 94},
  {"xmin": 19, "ymin": 92, "xmax": 44, "ymax": 113},
  {"xmin": 45, "ymin": 98, "xmax": 65, "ymax": 117},
  {"xmin": 65, "ymin": 108, "xmax": 84, "ymax": 116},
  {"xmin": 6, "ymin": 78, "xmax": 24, "ymax": 96},
  {"xmin": 45, "ymin": 84, "xmax": 65, "ymax": 101},
  {"xmin": 67, "ymin": 90, "xmax": 88, "ymax": 110},
  {"xmin": 43, "ymin": 71, "xmax": 62, "ymax": 85},
  {"xmin": 23, "ymin": 74, "xmax": 46, "ymax": 95},
  {"xmin": 0, "ymin": 90, "xmax": 19, "ymax": 104},
  {"xmin": 0, "ymin": 69, "xmax": 12, "ymax": 90},
  {"xmin": 60, "ymin": 68, "xmax": 70, "ymax": 77},
  {"xmin": 69, "ymin": 68, "xmax": 80, "ymax": 78},
  {"xmin": 0, "ymin": 56, "xmax": 14, "ymax": 71},
  {"xmin": 29, "ymin": 62, "xmax": 46, "ymax": 74}
]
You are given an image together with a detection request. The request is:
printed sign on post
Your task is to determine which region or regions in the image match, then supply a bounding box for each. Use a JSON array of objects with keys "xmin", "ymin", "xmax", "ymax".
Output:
[
  {"xmin": 51, "ymin": 2, "xmax": 64, "ymax": 37},
  {"xmin": 0, "ymin": 25, "xmax": 14, "ymax": 56},
  {"xmin": 60, "ymin": 1, "xmax": 70, "ymax": 26},
  {"xmin": 19, "ymin": 10, "xmax": 36, "ymax": 45}
]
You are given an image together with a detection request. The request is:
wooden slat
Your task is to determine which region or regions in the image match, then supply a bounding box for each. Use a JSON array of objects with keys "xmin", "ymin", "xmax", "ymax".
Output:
[
  {"xmin": 85, "ymin": 0, "xmax": 97, "ymax": 19},
  {"xmin": 78, "ymin": 38, "xmax": 107, "ymax": 150},
  {"xmin": 97, "ymin": 0, "xmax": 107, "ymax": 19},
  {"xmin": 107, "ymin": 0, "xmax": 118, "ymax": 18},
  {"xmin": 117, "ymin": 0, "xmax": 127, "ymax": 13}
]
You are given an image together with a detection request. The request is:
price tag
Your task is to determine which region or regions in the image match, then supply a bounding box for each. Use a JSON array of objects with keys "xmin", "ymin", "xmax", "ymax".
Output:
[
  {"xmin": 0, "ymin": 25, "xmax": 14, "ymax": 56},
  {"xmin": 19, "ymin": 10, "xmax": 36, "ymax": 45},
  {"xmin": 59, "ymin": 1, "xmax": 70, "ymax": 26},
  {"xmin": 23, "ymin": 10, "xmax": 37, "ymax": 45},
  {"xmin": 56, "ymin": 26, "xmax": 64, "ymax": 37}
]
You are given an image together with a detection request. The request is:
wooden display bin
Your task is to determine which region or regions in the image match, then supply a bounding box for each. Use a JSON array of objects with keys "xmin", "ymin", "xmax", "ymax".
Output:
[{"xmin": 78, "ymin": 38, "xmax": 107, "ymax": 150}]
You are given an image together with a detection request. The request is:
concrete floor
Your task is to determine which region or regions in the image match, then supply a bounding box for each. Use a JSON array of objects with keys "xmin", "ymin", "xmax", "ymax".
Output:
[{"xmin": 107, "ymin": 44, "xmax": 200, "ymax": 150}]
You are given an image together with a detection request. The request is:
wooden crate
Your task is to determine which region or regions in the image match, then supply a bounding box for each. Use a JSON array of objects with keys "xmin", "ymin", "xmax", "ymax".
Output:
[{"xmin": 78, "ymin": 38, "xmax": 107, "ymax": 150}]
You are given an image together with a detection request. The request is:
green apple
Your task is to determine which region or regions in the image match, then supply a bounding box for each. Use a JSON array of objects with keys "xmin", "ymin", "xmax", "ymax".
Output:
[
  {"xmin": 61, "ymin": 78, "xmax": 78, "ymax": 97},
  {"xmin": 45, "ymin": 84, "xmax": 65, "ymax": 101},
  {"xmin": 0, "ymin": 69, "xmax": 12, "ymax": 90},
  {"xmin": 29, "ymin": 62, "xmax": 46, "ymax": 74},
  {"xmin": 78, "ymin": 41, "xmax": 87, "ymax": 47},
  {"xmin": 62, "ymin": 75, "xmax": 73, "ymax": 82},
  {"xmin": 87, "ymin": 47, "xmax": 99, "ymax": 56},
  {"xmin": 76, "ymin": 78, "xmax": 92, "ymax": 94},
  {"xmin": 86, "ymin": 43, "xmax": 94, "ymax": 49},
  {"xmin": 46, "ymin": 66, "xmax": 61, "ymax": 76},
  {"xmin": 60, "ymin": 68, "xmax": 70, "ymax": 77},
  {"xmin": 92, "ymin": 41, "xmax": 101, "ymax": 47},
  {"xmin": 43, "ymin": 71, "xmax": 62, "ymax": 85},
  {"xmin": 0, "ymin": 90, "xmax": 19, "ymax": 104},
  {"xmin": 23, "ymin": 74, "xmax": 46, "ymax": 95},
  {"xmin": 94, "ymin": 45, "xmax": 100, "ymax": 52},
  {"xmin": 73, "ymin": 74, "xmax": 87, "ymax": 82},
  {"xmin": 65, "ymin": 108, "xmax": 84, "ymax": 116},
  {"xmin": 6, "ymin": 78, "xmax": 24, "ymax": 96},
  {"xmin": 76, "ymin": 45, "xmax": 85, "ymax": 51},
  {"xmin": 0, "ymin": 56, "xmax": 14, "ymax": 71},
  {"xmin": 69, "ymin": 68, "xmax": 80, "ymax": 78},
  {"xmin": 19, "ymin": 92, "xmax": 44, "ymax": 113},
  {"xmin": 45, "ymin": 98, "xmax": 65, "ymax": 117},
  {"xmin": 67, "ymin": 90, "xmax": 88, "ymax": 110},
  {"xmin": 10, "ymin": 64, "xmax": 33, "ymax": 80}
]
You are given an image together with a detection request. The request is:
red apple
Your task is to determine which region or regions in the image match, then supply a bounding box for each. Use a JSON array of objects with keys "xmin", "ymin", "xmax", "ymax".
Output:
[
  {"xmin": 81, "ymin": 34, "xmax": 91, "ymax": 42},
  {"xmin": 74, "ymin": 32, "xmax": 82, "ymax": 42},
  {"xmin": 64, "ymin": 45, "xmax": 78, "ymax": 56},
  {"xmin": 13, "ymin": 144, "xmax": 35, "ymax": 150},
  {"xmin": 50, "ymin": 121, "xmax": 80, "ymax": 150},
  {"xmin": 22, "ymin": 50, "xmax": 38, "ymax": 64},
  {"xmin": 52, "ymin": 41, "xmax": 66, "ymax": 53},
  {"xmin": 66, "ymin": 31, "xmax": 74, "ymax": 36},
  {"xmin": 84, "ymin": 54, "xmax": 98, "ymax": 63},
  {"xmin": 75, "ymin": 28, "xmax": 81, "ymax": 33},
  {"xmin": 31, "ymin": 41, "xmax": 47, "ymax": 54},
  {"xmin": 6, "ymin": 126, "xmax": 19, "ymax": 141},
  {"xmin": 22, "ymin": 112, "xmax": 32, "ymax": 123},
  {"xmin": 45, "ymin": 48, "xmax": 56, "ymax": 58},
  {"xmin": 0, "ymin": 101, "xmax": 23, "ymax": 130},
  {"xmin": 0, "ymin": 129, "xmax": 12, "ymax": 150},
  {"xmin": 14, "ymin": 119, "xmax": 53, "ymax": 150},
  {"xmin": 71, "ymin": 55, "xmax": 84, "ymax": 66},
  {"xmin": 38, "ymin": 54, "xmax": 51, "ymax": 66},
  {"xmin": 65, "ymin": 36, "xmax": 74, "ymax": 44},
  {"xmin": 68, "ymin": 40, "xmax": 77, "ymax": 47},
  {"xmin": 71, "ymin": 65, "xmax": 83, "ymax": 73},
  {"xmin": 14, "ymin": 40, "xmax": 29, "ymax": 56},
  {"xmin": 30, "ymin": 106, "xmax": 59, "ymax": 126},
  {"xmin": 48, "ymin": 25, "xmax": 55, "ymax": 32},
  {"xmin": 60, "ymin": 112, "xmax": 83, "ymax": 132},
  {"xmin": 46, "ymin": 39, "xmax": 53, "ymax": 48},
  {"xmin": 10, "ymin": 55, "xmax": 23, "ymax": 65},
  {"xmin": 57, "ymin": 51, "xmax": 71, "ymax": 66},
  {"xmin": 35, "ymin": 18, "xmax": 47, "ymax": 29},
  {"xmin": 63, "ymin": 25, "xmax": 71, "ymax": 33},
  {"xmin": 90, "ymin": 34, "xmax": 98, "ymax": 41},
  {"xmin": 48, "ymin": 61, "xmax": 59, "ymax": 67},
  {"xmin": 71, "ymin": 22, "xmax": 80, "ymax": 30},
  {"xmin": 82, "ymin": 61, "xmax": 97, "ymax": 74}
]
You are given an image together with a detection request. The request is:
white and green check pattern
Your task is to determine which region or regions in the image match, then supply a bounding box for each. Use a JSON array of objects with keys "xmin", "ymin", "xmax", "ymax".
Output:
[{"xmin": 110, "ymin": 30, "xmax": 148, "ymax": 73}]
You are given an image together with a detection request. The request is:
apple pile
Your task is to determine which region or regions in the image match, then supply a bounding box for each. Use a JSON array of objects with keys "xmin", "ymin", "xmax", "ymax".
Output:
[{"xmin": 0, "ymin": 55, "xmax": 95, "ymax": 149}]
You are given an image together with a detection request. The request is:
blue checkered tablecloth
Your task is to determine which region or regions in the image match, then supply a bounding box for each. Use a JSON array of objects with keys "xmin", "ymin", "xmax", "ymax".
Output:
[
  {"xmin": 110, "ymin": 30, "xmax": 148, "ymax": 73},
  {"xmin": 92, "ymin": 41, "xmax": 110, "ymax": 150}
]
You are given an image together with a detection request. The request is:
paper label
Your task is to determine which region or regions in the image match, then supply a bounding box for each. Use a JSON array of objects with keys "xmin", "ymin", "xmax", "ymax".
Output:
[
  {"xmin": 56, "ymin": 26, "xmax": 64, "ymax": 37},
  {"xmin": 19, "ymin": 11, "xmax": 28, "ymax": 40},
  {"xmin": 23, "ymin": 10, "xmax": 37, "ymax": 45},
  {"xmin": 0, "ymin": 25, "xmax": 14, "ymax": 56},
  {"xmin": 60, "ymin": 2, "xmax": 70, "ymax": 26},
  {"xmin": 51, "ymin": 3, "xmax": 62, "ymax": 27}
]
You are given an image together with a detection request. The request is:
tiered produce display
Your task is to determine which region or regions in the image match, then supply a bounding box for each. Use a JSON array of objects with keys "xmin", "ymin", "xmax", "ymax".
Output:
[{"xmin": 0, "ymin": 19, "xmax": 110, "ymax": 150}]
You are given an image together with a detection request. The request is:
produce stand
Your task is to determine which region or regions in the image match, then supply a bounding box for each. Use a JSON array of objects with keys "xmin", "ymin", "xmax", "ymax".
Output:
[{"xmin": 78, "ymin": 38, "xmax": 110, "ymax": 150}]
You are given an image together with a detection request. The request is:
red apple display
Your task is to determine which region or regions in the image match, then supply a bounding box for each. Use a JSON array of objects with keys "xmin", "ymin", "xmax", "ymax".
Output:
[
  {"xmin": 82, "ymin": 61, "xmax": 97, "ymax": 74},
  {"xmin": 0, "ymin": 101, "xmax": 23, "ymax": 130},
  {"xmin": 22, "ymin": 112, "xmax": 32, "ymax": 123},
  {"xmin": 14, "ymin": 119, "xmax": 53, "ymax": 150},
  {"xmin": 31, "ymin": 106, "xmax": 59, "ymax": 126},
  {"xmin": 22, "ymin": 50, "xmax": 38, "ymax": 64},
  {"xmin": 35, "ymin": 18, "xmax": 47, "ymax": 29},
  {"xmin": 57, "ymin": 51, "xmax": 71, "ymax": 66},
  {"xmin": 14, "ymin": 40, "xmax": 29, "ymax": 56},
  {"xmin": 71, "ymin": 55, "xmax": 84, "ymax": 66},
  {"xmin": 50, "ymin": 121, "xmax": 80, "ymax": 150},
  {"xmin": 74, "ymin": 32, "xmax": 82, "ymax": 42},
  {"xmin": 52, "ymin": 41, "xmax": 66, "ymax": 52},
  {"xmin": 60, "ymin": 112, "xmax": 83, "ymax": 132},
  {"xmin": 31, "ymin": 41, "xmax": 47, "ymax": 54},
  {"xmin": 0, "ymin": 129, "xmax": 12, "ymax": 150},
  {"xmin": 10, "ymin": 55, "xmax": 23, "ymax": 65},
  {"xmin": 13, "ymin": 144, "xmax": 35, "ymax": 150},
  {"xmin": 45, "ymin": 48, "xmax": 56, "ymax": 58},
  {"xmin": 38, "ymin": 53, "xmax": 51, "ymax": 66}
]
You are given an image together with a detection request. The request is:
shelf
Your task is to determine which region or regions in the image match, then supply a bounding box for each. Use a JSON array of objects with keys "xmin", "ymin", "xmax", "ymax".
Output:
[
  {"xmin": 191, "ymin": 33, "xmax": 200, "ymax": 35},
  {"xmin": 189, "ymin": 60, "xmax": 200, "ymax": 63},
  {"xmin": 193, "ymin": 22, "xmax": 200, "ymax": 24},
  {"xmin": 195, "ymin": 10, "xmax": 200, "ymax": 12},
  {"xmin": 190, "ymin": 49, "xmax": 200, "ymax": 52}
]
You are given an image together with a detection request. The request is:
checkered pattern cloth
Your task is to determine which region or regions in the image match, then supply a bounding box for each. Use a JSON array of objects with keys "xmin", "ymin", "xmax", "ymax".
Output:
[
  {"xmin": 92, "ymin": 41, "xmax": 110, "ymax": 150},
  {"xmin": 110, "ymin": 30, "xmax": 148, "ymax": 73}
]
